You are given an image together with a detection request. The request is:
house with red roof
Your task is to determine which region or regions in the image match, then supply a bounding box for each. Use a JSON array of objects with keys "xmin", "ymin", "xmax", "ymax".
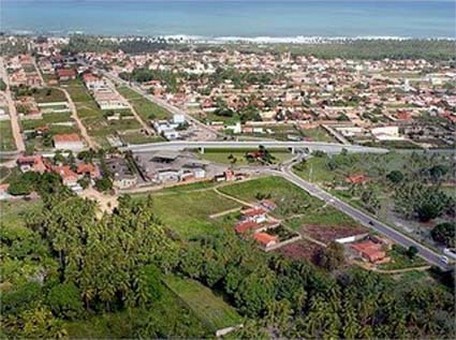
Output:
[
  {"xmin": 235, "ymin": 220, "xmax": 261, "ymax": 234},
  {"xmin": 53, "ymin": 133, "xmax": 84, "ymax": 152},
  {"xmin": 351, "ymin": 240, "xmax": 388, "ymax": 263},
  {"xmin": 241, "ymin": 207, "xmax": 267, "ymax": 223},
  {"xmin": 253, "ymin": 232, "xmax": 279, "ymax": 248},
  {"xmin": 51, "ymin": 165, "xmax": 79, "ymax": 187},
  {"xmin": 17, "ymin": 155, "xmax": 48, "ymax": 174},
  {"xmin": 346, "ymin": 174, "xmax": 368, "ymax": 185},
  {"xmin": 76, "ymin": 163, "xmax": 101, "ymax": 179},
  {"xmin": 57, "ymin": 68, "xmax": 76, "ymax": 81}
]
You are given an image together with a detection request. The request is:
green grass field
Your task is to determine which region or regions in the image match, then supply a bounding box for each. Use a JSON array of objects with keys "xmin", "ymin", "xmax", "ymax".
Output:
[
  {"xmin": 285, "ymin": 205, "xmax": 360, "ymax": 230},
  {"xmin": 120, "ymin": 132, "xmax": 165, "ymax": 145},
  {"xmin": 378, "ymin": 245, "xmax": 428, "ymax": 271},
  {"xmin": 117, "ymin": 86, "xmax": 170, "ymax": 120},
  {"xmin": 32, "ymin": 88, "xmax": 67, "ymax": 103},
  {"xmin": 0, "ymin": 199, "xmax": 43, "ymax": 229},
  {"xmin": 20, "ymin": 112, "xmax": 74, "ymax": 131},
  {"xmin": 218, "ymin": 176, "xmax": 322, "ymax": 219},
  {"xmin": 164, "ymin": 275, "xmax": 242, "ymax": 332},
  {"xmin": 63, "ymin": 80, "xmax": 93, "ymax": 103},
  {"xmin": 65, "ymin": 81, "xmax": 142, "ymax": 146},
  {"xmin": 0, "ymin": 121, "xmax": 15, "ymax": 151},
  {"xmin": 136, "ymin": 189, "xmax": 240, "ymax": 239}
]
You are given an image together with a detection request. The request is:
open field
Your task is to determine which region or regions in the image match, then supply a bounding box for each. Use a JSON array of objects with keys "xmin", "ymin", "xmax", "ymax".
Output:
[
  {"xmin": 299, "ymin": 224, "xmax": 367, "ymax": 245},
  {"xmin": 379, "ymin": 245, "xmax": 428, "ymax": 271},
  {"xmin": 63, "ymin": 80, "xmax": 93, "ymax": 102},
  {"xmin": 120, "ymin": 131, "xmax": 165, "ymax": 145},
  {"xmin": 32, "ymin": 87, "xmax": 67, "ymax": 103},
  {"xmin": 0, "ymin": 199, "xmax": 42, "ymax": 228},
  {"xmin": 198, "ymin": 148, "xmax": 293, "ymax": 166},
  {"xmin": 300, "ymin": 127, "xmax": 336, "ymax": 142},
  {"xmin": 21, "ymin": 112, "xmax": 74, "ymax": 130},
  {"xmin": 136, "ymin": 188, "xmax": 240, "ymax": 239},
  {"xmin": 164, "ymin": 275, "xmax": 242, "ymax": 332},
  {"xmin": 117, "ymin": 86, "xmax": 170, "ymax": 120},
  {"xmin": 218, "ymin": 176, "xmax": 321, "ymax": 219},
  {"xmin": 0, "ymin": 121, "xmax": 15, "ymax": 151},
  {"xmin": 65, "ymin": 80, "xmax": 142, "ymax": 146},
  {"xmin": 275, "ymin": 239, "xmax": 323, "ymax": 264}
]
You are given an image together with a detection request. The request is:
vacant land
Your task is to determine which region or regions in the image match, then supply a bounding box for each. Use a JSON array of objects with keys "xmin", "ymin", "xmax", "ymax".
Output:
[
  {"xmin": 378, "ymin": 245, "xmax": 428, "ymax": 271},
  {"xmin": 137, "ymin": 188, "xmax": 240, "ymax": 239},
  {"xmin": 0, "ymin": 199, "xmax": 42, "ymax": 228},
  {"xmin": 164, "ymin": 275, "xmax": 242, "ymax": 332},
  {"xmin": 275, "ymin": 239, "xmax": 324, "ymax": 264},
  {"xmin": 21, "ymin": 112, "xmax": 74, "ymax": 130},
  {"xmin": 32, "ymin": 88, "xmax": 67, "ymax": 103},
  {"xmin": 0, "ymin": 121, "xmax": 15, "ymax": 151},
  {"xmin": 65, "ymin": 80, "xmax": 141, "ymax": 146},
  {"xmin": 218, "ymin": 176, "xmax": 320, "ymax": 219},
  {"xmin": 117, "ymin": 86, "xmax": 170, "ymax": 120}
]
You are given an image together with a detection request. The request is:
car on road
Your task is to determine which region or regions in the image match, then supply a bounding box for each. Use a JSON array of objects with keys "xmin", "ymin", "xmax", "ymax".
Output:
[
  {"xmin": 368, "ymin": 221, "xmax": 374, "ymax": 226},
  {"xmin": 440, "ymin": 256, "xmax": 449, "ymax": 265}
]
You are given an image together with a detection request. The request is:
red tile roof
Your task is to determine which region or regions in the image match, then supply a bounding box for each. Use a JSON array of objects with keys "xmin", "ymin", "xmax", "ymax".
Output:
[
  {"xmin": 242, "ymin": 207, "xmax": 267, "ymax": 218},
  {"xmin": 235, "ymin": 220, "xmax": 260, "ymax": 234},
  {"xmin": 57, "ymin": 68, "xmax": 76, "ymax": 78},
  {"xmin": 346, "ymin": 174, "xmax": 368, "ymax": 184},
  {"xmin": 51, "ymin": 165, "xmax": 79, "ymax": 182},
  {"xmin": 351, "ymin": 240, "xmax": 386, "ymax": 263},
  {"xmin": 253, "ymin": 232, "xmax": 278, "ymax": 246},
  {"xmin": 53, "ymin": 133, "xmax": 82, "ymax": 143}
]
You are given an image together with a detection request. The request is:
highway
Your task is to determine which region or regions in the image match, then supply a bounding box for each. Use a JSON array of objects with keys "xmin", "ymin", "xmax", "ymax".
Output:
[
  {"xmin": 123, "ymin": 140, "xmax": 388, "ymax": 154},
  {"xmin": 269, "ymin": 162, "xmax": 449, "ymax": 270}
]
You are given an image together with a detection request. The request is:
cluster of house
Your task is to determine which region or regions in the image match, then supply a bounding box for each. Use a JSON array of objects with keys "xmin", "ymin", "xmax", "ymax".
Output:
[
  {"xmin": 94, "ymin": 48, "xmax": 455, "ymax": 147},
  {"xmin": 233, "ymin": 201, "xmax": 284, "ymax": 250},
  {"xmin": 15, "ymin": 154, "xmax": 101, "ymax": 193},
  {"xmin": 5, "ymin": 54, "xmax": 42, "ymax": 88},
  {"xmin": 82, "ymin": 72, "xmax": 129, "ymax": 110}
]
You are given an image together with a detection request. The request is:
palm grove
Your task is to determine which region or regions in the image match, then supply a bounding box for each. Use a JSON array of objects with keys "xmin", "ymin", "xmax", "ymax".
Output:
[{"xmin": 1, "ymin": 173, "xmax": 455, "ymax": 338}]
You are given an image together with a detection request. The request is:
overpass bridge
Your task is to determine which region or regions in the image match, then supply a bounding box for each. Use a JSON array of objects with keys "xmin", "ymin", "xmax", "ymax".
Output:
[{"xmin": 122, "ymin": 140, "xmax": 389, "ymax": 154}]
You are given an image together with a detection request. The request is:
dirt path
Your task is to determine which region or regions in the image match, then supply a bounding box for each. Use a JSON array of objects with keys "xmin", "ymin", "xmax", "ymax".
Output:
[
  {"xmin": 209, "ymin": 207, "xmax": 242, "ymax": 219},
  {"xmin": 59, "ymin": 87, "xmax": 99, "ymax": 150},
  {"xmin": 32, "ymin": 56, "xmax": 45, "ymax": 86},
  {"xmin": 109, "ymin": 79, "xmax": 154, "ymax": 134},
  {"xmin": 0, "ymin": 58, "xmax": 25, "ymax": 152},
  {"xmin": 212, "ymin": 187, "xmax": 255, "ymax": 207}
]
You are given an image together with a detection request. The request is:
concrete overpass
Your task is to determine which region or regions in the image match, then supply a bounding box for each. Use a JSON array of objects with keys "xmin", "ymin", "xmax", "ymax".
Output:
[{"xmin": 122, "ymin": 140, "xmax": 389, "ymax": 154}]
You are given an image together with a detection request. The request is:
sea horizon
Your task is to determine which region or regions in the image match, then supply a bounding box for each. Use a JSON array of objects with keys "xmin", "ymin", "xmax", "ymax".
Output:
[{"xmin": 1, "ymin": 0, "xmax": 455, "ymax": 39}]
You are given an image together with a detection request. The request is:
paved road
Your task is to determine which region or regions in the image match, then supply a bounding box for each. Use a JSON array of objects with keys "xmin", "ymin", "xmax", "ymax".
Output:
[
  {"xmin": 0, "ymin": 57, "xmax": 26, "ymax": 152},
  {"xmin": 102, "ymin": 71, "xmax": 221, "ymax": 139},
  {"xmin": 270, "ymin": 163, "xmax": 449, "ymax": 270},
  {"xmin": 123, "ymin": 140, "xmax": 389, "ymax": 154}
]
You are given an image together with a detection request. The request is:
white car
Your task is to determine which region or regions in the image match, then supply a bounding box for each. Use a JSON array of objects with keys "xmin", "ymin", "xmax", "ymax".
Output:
[{"xmin": 440, "ymin": 255, "xmax": 449, "ymax": 265}]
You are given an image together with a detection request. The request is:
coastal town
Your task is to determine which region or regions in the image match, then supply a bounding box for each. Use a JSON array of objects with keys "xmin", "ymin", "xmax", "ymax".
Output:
[{"xmin": 1, "ymin": 34, "xmax": 455, "ymax": 339}]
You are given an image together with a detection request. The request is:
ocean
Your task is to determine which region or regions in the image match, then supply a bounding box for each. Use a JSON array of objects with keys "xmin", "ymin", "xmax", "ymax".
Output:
[{"xmin": 1, "ymin": 0, "xmax": 455, "ymax": 39}]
